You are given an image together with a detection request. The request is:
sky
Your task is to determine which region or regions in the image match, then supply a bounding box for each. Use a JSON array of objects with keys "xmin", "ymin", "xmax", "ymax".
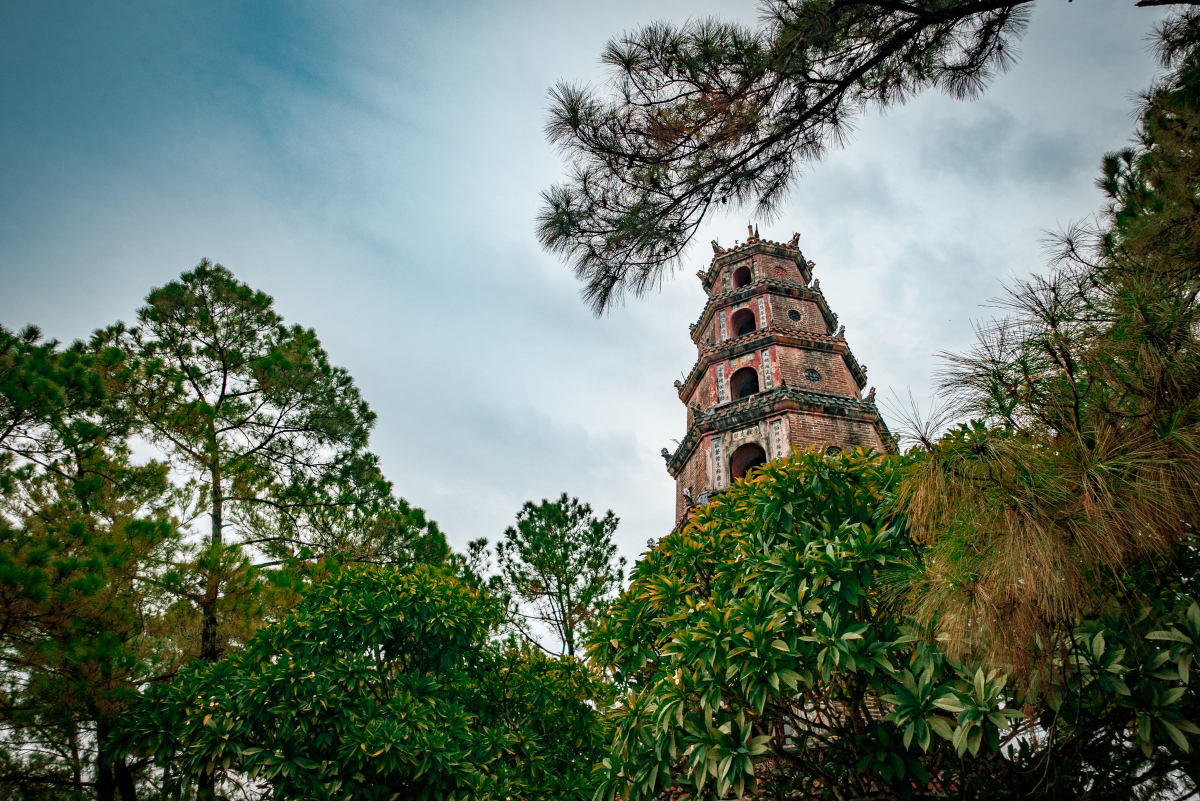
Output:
[{"xmin": 0, "ymin": 0, "xmax": 1174, "ymax": 566}]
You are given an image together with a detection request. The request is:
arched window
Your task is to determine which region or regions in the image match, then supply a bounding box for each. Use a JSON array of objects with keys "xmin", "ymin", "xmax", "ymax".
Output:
[
  {"xmin": 730, "ymin": 366, "xmax": 759, "ymax": 400},
  {"xmin": 730, "ymin": 308, "xmax": 756, "ymax": 337},
  {"xmin": 733, "ymin": 265, "xmax": 752, "ymax": 288},
  {"xmin": 730, "ymin": 443, "xmax": 768, "ymax": 480}
]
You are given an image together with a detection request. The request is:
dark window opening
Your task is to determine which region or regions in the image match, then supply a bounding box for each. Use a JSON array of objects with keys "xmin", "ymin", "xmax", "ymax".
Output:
[
  {"xmin": 731, "ymin": 308, "xmax": 756, "ymax": 337},
  {"xmin": 787, "ymin": 309, "xmax": 803, "ymax": 323},
  {"xmin": 730, "ymin": 443, "xmax": 768, "ymax": 480},
  {"xmin": 733, "ymin": 265, "xmax": 752, "ymax": 288},
  {"xmin": 730, "ymin": 366, "xmax": 759, "ymax": 400}
]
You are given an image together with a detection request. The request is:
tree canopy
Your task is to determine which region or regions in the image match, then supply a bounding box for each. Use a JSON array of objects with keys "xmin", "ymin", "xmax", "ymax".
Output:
[
  {"xmin": 534, "ymin": 0, "xmax": 1200, "ymax": 313},
  {"xmin": 0, "ymin": 264, "xmax": 449, "ymax": 800},
  {"xmin": 494, "ymin": 493, "xmax": 625, "ymax": 657},
  {"xmin": 97, "ymin": 260, "xmax": 446, "ymax": 666},
  {"xmin": 121, "ymin": 564, "xmax": 609, "ymax": 801},
  {"xmin": 898, "ymin": 5, "xmax": 1200, "ymax": 672},
  {"xmin": 0, "ymin": 324, "xmax": 181, "ymax": 801},
  {"xmin": 588, "ymin": 448, "xmax": 1200, "ymax": 800}
]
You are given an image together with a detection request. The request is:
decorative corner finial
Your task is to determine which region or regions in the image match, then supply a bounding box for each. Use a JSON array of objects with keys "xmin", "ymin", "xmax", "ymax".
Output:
[
  {"xmin": 867, "ymin": 386, "xmax": 876, "ymax": 400},
  {"xmin": 661, "ymin": 447, "xmax": 670, "ymax": 460},
  {"xmin": 788, "ymin": 232, "xmax": 800, "ymax": 247},
  {"xmin": 711, "ymin": 239, "xmax": 724, "ymax": 254},
  {"xmin": 747, "ymin": 223, "xmax": 755, "ymax": 239},
  {"xmin": 813, "ymin": 278, "xmax": 820, "ymax": 290},
  {"xmin": 673, "ymin": 379, "xmax": 682, "ymax": 389},
  {"xmin": 696, "ymin": 270, "xmax": 706, "ymax": 281},
  {"xmin": 836, "ymin": 324, "xmax": 845, "ymax": 337},
  {"xmin": 807, "ymin": 260, "xmax": 815, "ymax": 271}
]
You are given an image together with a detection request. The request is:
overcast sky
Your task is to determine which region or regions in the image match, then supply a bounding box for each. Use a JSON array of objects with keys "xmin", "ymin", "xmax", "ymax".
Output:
[{"xmin": 0, "ymin": 1, "xmax": 1173, "ymax": 564}]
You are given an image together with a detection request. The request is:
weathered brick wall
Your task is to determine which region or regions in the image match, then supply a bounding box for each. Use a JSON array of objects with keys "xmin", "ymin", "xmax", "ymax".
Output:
[
  {"xmin": 685, "ymin": 371, "xmax": 712, "ymax": 426},
  {"xmin": 787, "ymin": 410, "xmax": 885, "ymax": 454},
  {"xmin": 776, "ymin": 347, "xmax": 859, "ymax": 398},
  {"xmin": 672, "ymin": 407, "xmax": 887, "ymax": 525},
  {"xmin": 711, "ymin": 253, "xmax": 803, "ymax": 294},
  {"xmin": 674, "ymin": 444, "xmax": 709, "ymax": 523},
  {"xmin": 704, "ymin": 293, "xmax": 788, "ymax": 345},
  {"xmin": 755, "ymin": 253, "xmax": 807, "ymax": 284},
  {"xmin": 772, "ymin": 295, "xmax": 832, "ymax": 335},
  {"xmin": 693, "ymin": 372, "xmax": 710, "ymax": 412}
]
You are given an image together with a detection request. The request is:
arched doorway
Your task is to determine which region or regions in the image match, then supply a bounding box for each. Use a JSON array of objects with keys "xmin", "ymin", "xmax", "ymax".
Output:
[
  {"xmin": 730, "ymin": 443, "xmax": 768, "ymax": 480},
  {"xmin": 730, "ymin": 308, "xmax": 757, "ymax": 336},
  {"xmin": 730, "ymin": 366, "xmax": 759, "ymax": 400},
  {"xmin": 733, "ymin": 265, "xmax": 752, "ymax": 288}
]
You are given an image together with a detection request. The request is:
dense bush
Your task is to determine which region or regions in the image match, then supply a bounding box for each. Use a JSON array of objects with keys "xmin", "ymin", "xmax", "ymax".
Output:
[
  {"xmin": 121, "ymin": 564, "xmax": 608, "ymax": 801},
  {"xmin": 588, "ymin": 448, "xmax": 1200, "ymax": 800}
]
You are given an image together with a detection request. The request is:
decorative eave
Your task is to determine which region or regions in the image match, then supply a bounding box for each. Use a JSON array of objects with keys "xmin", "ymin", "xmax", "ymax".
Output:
[
  {"xmin": 677, "ymin": 326, "xmax": 869, "ymax": 402},
  {"xmin": 702, "ymin": 239, "xmax": 812, "ymax": 294},
  {"xmin": 665, "ymin": 386, "xmax": 897, "ymax": 475},
  {"xmin": 690, "ymin": 279, "xmax": 839, "ymax": 344}
]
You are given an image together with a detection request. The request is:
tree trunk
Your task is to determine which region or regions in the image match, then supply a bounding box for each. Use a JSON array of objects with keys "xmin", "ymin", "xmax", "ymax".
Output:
[
  {"xmin": 562, "ymin": 586, "xmax": 575, "ymax": 657},
  {"xmin": 95, "ymin": 717, "xmax": 137, "ymax": 801},
  {"xmin": 200, "ymin": 461, "xmax": 223, "ymax": 663},
  {"xmin": 96, "ymin": 748, "xmax": 115, "ymax": 801},
  {"xmin": 69, "ymin": 721, "xmax": 82, "ymax": 790},
  {"xmin": 198, "ymin": 461, "xmax": 222, "ymax": 801},
  {"xmin": 114, "ymin": 757, "xmax": 137, "ymax": 801}
]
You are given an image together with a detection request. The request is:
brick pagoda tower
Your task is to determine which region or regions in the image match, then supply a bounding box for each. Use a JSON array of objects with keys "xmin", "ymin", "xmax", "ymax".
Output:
[{"xmin": 663, "ymin": 226, "xmax": 896, "ymax": 525}]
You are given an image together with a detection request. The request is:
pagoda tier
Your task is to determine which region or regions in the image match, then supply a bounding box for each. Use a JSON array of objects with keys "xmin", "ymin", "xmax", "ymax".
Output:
[{"xmin": 664, "ymin": 228, "xmax": 895, "ymax": 525}]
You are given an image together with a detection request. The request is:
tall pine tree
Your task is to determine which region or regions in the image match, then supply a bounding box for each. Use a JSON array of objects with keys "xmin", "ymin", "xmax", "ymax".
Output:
[
  {"xmin": 494, "ymin": 494, "xmax": 624, "ymax": 657},
  {"xmin": 96, "ymin": 261, "xmax": 445, "ymax": 799},
  {"xmin": 0, "ymin": 324, "xmax": 179, "ymax": 801}
]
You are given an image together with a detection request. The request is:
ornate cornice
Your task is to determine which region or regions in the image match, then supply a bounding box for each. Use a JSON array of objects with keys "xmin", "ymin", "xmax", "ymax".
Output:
[
  {"xmin": 690, "ymin": 279, "xmax": 839, "ymax": 345},
  {"xmin": 665, "ymin": 386, "xmax": 895, "ymax": 475},
  {"xmin": 677, "ymin": 325, "xmax": 869, "ymax": 402},
  {"xmin": 702, "ymin": 239, "xmax": 811, "ymax": 293}
]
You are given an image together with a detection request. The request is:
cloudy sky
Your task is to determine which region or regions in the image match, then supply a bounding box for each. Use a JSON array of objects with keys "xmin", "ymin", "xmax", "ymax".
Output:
[{"xmin": 0, "ymin": 1, "xmax": 1172, "ymax": 564}]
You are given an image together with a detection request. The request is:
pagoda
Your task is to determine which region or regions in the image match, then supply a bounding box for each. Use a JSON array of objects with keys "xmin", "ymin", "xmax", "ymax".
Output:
[{"xmin": 663, "ymin": 226, "xmax": 896, "ymax": 525}]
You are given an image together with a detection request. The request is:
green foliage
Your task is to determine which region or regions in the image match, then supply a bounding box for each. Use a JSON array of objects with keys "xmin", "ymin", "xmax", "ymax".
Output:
[
  {"xmin": 96, "ymin": 259, "xmax": 446, "ymax": 665},
  {"xmin": 538, "ymin": 0, "xmax": 1039, "ymax": 312},
  {"xmin": 900, "ymin": 10, "xmax": 1200, "ymax": 675},
  {"xmin": 122, "ymin": 565, "xmax": 608, "ymax": 801},
  {"xmin": 589, "ymin": 449, "xmax": 1200, "ymax": 799},
  {"xmin": 493, "ymin": 493, "xmax": 625, "ymax": 656},
  {"xmin": 0, "ymin": 264, "xmax": 449, "ymax": 799},
  {"xmin": 0, "ymin": 324, "xmax": 181, "ymax": 800}
]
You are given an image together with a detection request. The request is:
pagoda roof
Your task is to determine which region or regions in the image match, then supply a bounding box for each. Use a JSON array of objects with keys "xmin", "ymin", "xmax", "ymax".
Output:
[
  {"xmin": 664, "ymin": 385, "xmax": 896, "ymax": 476},
  {"xmin": 689, "ymin": 278, "xmax": 839, "ymax": 345},
  {"xmin": 677, "ymin": 325, "xmax": 870, "ymax": 402},
  {"xmin": 701, "ymin": 235, "xmax": 807, "ymax": 294}
]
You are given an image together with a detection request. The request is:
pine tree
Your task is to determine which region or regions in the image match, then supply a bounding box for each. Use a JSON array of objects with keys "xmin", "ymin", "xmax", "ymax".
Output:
[
  {"xmin": 0, "ymin": 324, "xmax": 179, "ymax": 801},
  {"xmin": 494, "ymin": 494, "xmax": 624, "ymax": 656},
  {"xmin": 899, "ymin": 9, "xmax": 1200, "ymax": 674},
  {"xmin": 538, "ymin": 0, "xmax": 1191, "ymax": 313},
  {"xmin": 96, "ymin": 261, "xmax": 445, "ymax": 799}
]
